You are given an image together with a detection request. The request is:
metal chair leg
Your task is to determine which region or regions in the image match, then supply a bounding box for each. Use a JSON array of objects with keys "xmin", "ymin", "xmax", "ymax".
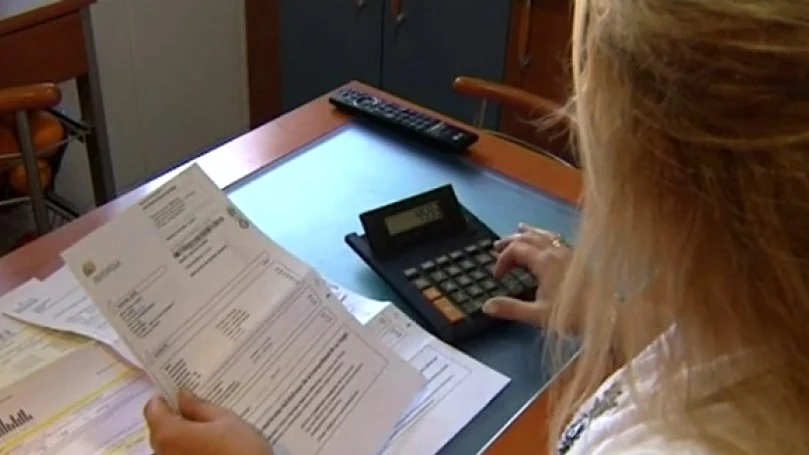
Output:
[{"xmin": 14, "ymin": 111, "xmax": 50, "ymax": 234}]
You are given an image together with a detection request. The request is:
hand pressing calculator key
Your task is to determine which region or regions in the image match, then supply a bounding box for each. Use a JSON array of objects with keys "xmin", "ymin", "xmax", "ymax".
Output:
[{"xmin": 345, "ymin": 184, "xmax": 538, "ymax": 343}]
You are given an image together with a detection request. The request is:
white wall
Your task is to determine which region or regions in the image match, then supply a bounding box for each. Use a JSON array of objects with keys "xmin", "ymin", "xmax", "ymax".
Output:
[{"xmin": 56, "ymin": 0, "xmax": 249, "ymax": 211}]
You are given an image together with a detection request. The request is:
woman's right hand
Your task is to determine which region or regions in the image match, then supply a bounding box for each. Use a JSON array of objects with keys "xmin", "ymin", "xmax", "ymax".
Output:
[{"xmin": 482, "ymin": 223, "xmax": 572, "ymax": 327}]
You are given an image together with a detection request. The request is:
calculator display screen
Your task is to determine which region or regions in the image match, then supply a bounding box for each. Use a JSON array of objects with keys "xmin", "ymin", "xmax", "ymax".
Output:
[{"xmin": 384, "ymin": 200, "xmax": 443, "ymax": 235}]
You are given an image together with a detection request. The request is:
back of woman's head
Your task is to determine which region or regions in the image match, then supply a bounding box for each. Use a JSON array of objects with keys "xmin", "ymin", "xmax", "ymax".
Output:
[{"xmin": 550, "ymin": 0, "xmax": 809, "ymax": 452}]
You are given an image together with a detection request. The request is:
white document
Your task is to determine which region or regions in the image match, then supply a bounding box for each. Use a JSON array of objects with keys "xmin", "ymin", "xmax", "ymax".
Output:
[
  {"xmin": 331, "ymin": 283, "xmax": 511, "ymax": 455},
  {"xmin": 0, "ymin": 342, "xmax": 152, "ymax": 455},
  {"xmin": 2, "ymin": 267, "xmax": 142, "ymax": 369},
  {"xmin": 0, "ymin": 279, "xmax": 89, "ymax": 389},
  {"xmin": 60, "ymin": 164, "xmax": 425, "ymax": 455}
]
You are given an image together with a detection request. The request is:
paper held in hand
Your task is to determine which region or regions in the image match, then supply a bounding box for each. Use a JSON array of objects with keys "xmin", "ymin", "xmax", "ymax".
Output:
[{"xmin": 60, "ymin": 164, "xmax": 425, "ymax": 455}]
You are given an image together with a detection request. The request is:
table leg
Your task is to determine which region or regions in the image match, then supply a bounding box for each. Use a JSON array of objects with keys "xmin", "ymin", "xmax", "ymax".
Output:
[
  {"xmin": 79, "ymin": 7, "xmax": 116, "ymax": 206},
  {"xmin": 15, "ymin": 112, "xmax": 50, "ymax": 234}
]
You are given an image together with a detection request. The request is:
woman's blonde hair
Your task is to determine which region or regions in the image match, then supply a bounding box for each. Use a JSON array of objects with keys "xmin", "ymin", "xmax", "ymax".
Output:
[{"xmin": 549, "ymin": 0, "xmax": 809, "ymax": 452}]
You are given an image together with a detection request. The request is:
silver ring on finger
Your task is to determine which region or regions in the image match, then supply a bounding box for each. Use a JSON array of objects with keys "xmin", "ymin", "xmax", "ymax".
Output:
[{"xmin": 550, "ymin": 233, "xmax": 567, "ymax": 249}]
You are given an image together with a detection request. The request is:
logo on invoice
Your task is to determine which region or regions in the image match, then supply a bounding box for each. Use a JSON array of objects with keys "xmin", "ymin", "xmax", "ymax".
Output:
[{"xmin": 82, "ymin": 260, "xmax": 97, "ymax": 277}]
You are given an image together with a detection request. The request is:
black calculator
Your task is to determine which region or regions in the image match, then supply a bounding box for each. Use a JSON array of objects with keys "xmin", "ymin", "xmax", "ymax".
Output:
[{"xmin": 345, "ymin": 184, "xmax": 537, "ymax": 343}]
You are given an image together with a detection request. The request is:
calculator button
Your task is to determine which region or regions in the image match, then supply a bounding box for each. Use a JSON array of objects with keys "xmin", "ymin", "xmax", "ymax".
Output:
[
  {"xmin": 421, "ymin": 260, "xmax": 436, "ymax": 271},
  {"xmin": 486, "ymin": 264, "xmax": 497, "ymax": 275},
  {"xmin": 433, "ymin": 297, "xmax": 465, "ymax": 324},
  {"xmin": 456, "ymin": 275, "xmax": 473, "ymax": 287},
  {"xmin": 512, "ymin": 268, "xmax": 537, "ymax": 287},
  {"xmin": 478, "ymin": 239, "xmax": 494, "ymax": 249},
  {"xmin": 463, "ymin": 298, "xmax": 486, "ymax": 315},
  {"xmin": 488, "ymin": 287, "xmax": 509, "ymax": 298},
  {"xmin": 475, "ymin": 253, "xmax": 493, "ymax": 265},
  {"xmin": 435, "ymin": 255, "xmax": 449, "ymax": 265},
  {"xmin": 430, "ymin": 270, "xmax": 448, "ymax": 282},
  {"xmin": 440, "ymin": 280, "xmax": 459, "ymax": 293},
  {"xmin": 501, "ymin": 275, "xmax": 524, "ymax": 295},
  {"xmin": 451, "ymin": 290, "xmax": 469, "ymax": 304},
  {"xmin": 423, "ymin": 287, "xmax": 442, "ymax": 301},
  {"xmin": 412, "ymin": 277, "xmax": 431, "ymax": 290},
  {"xmin": 470, "ymin": 269, "xmax": 488, "ymax": 281},
  {"xmin": 480, "ymin": 279, "xmax": 498, "ymax": 292},
  {"xmin": 459, "ymin": 259, "xmax": 476, "ymax": 270},
  {"xmin": 404, "ymin": 267, "xmax": 419, "ymax": 278},
  {"xmin": 464, "ymin": 244, "xmax": 479, "ymax": 254},
  {"xmin": 446, "ymin": 265, "xmax": 463, "ymax": 276},
  {"xmin": 449, "ymin": 250, "xmax": 464, "ymax": 260},
  {"xmin": 466, "ymin": 284, "xmax": 484, "ymax": 298}
]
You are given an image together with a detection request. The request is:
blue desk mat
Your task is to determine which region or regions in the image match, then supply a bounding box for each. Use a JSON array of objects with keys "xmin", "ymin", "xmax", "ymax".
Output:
[{"xmin": 227, "ymin": 122, "xmax": 578, "ymax": 454}]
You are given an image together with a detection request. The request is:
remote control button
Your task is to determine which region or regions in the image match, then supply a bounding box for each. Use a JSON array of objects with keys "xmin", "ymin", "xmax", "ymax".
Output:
[
  {"xmin": 464, "ymin": 245, "xmax": 479, "ymax": 254},
  {"xmin": 449, "ymin": 250, "xmax": 464, "ymax": 260},
  {"xmin": 412, "ymin": 277, "xmax": 431, "ymax": 290},
  {"xmin": 451, "ymin": 290, "xmax": 469, "ymax": 304},
  {"xmin": 456, "ymin": 275, "xmax": 473, "ymax": 287},
  {"xmin": 421, "ymin": 260, "xmax": 436, "ymax": 271},
  {"xmin": 459, "ymin": 259, "xmax": 476, "ymax": 271},
  {"xmin": 446, "ymin": 265, "xmax": 463, "ymax": 276},
  {"xmin": 404, "ymin": 267, "xmax": 419, "ymax": 278},
  {"xmin": 475, "ymin": 253, "xmax": 494, "ymax": 265},
  {"xmin": 470, "ymin": 269, "xmax": 488, "ymax": 281},
  {"xmin": 435, "ymin": 255, "xmax": 449, "ymax": 265},
  {"xmin": 423, "ymin": 287, "xmax": 442, "ymax": 301},
  {"xmin": 440, "ymin": 280, "xmax": 459, "ymax": 293},
  {"xmin": 430, "ymin": 270, "xmax": 448, "ymax": 282},
  {"xmin": 433, "ymin": 298, "xmax": 465, "ymax": 324}
]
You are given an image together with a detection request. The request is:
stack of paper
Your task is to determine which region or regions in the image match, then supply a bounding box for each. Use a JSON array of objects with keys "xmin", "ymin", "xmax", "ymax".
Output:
[{"xmin": 0, "ymin": 164, "xmax": 510, "ymax": 455}]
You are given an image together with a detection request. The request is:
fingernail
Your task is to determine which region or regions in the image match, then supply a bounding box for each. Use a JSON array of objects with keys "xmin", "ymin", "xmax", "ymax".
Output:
[{"xmin": 482, "ymin": 300, "xmax": 498, "ymax": 314}]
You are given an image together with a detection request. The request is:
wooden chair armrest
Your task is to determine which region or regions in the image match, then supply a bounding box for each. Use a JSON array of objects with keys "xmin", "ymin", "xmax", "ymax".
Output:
[
  {"xmin": 0, "ymin": 83, "xmax": 61, "ymax": 113},
  {"xmin": 453, "ymin": 76, "xmax": 564, "ymax": 118}
]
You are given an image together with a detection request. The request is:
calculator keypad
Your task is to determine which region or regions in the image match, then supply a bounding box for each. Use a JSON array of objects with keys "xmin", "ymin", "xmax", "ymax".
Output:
[{"xmin": 404, "ymin": 237, "xmax": 537, "ymax": 325}]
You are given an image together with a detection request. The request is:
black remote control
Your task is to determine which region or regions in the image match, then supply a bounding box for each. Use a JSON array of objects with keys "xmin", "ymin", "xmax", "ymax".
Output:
[{"xmin": 329, "ymin": 88, "xmax": 479, "ymax": 153}]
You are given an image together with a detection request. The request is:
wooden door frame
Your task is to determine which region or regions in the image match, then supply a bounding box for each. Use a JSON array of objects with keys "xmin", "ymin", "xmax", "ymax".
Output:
[{"xmin": 245, "ymin": 0, "xmax": 282, "ymax": 128}]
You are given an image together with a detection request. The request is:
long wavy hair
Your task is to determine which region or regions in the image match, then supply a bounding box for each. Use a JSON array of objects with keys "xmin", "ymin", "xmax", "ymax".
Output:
[{"xmin": 548, "ymin": 0, "xmax": 809, "ymax": 452}]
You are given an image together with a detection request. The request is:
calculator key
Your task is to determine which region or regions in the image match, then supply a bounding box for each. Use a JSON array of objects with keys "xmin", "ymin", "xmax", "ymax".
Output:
[
  {"xmin": 463, "ymin": 298, "xmax": 486, "ymax": 315},
  {"xmin": 435, "ymin": 255, "xmax": 450, "ymax": 265},
  {"xmin": 478, "ymin": 238, "xmax": 494, "ymax": 249},
  {"xmin": 480, "ymin": 279, "xmax": 498, "ymax": 292},
  {"xmin": 488, "ymin": 287, "xmax": 510, "ymax": 298},
  {"xmin": 456, "ymin": 275, "xmax": 473, "ymax": 287},
  {"xmin": 449, "ymin": 250, "xmax": 464, "ymax": 260},
  {"xmin": 459, "ymin": 259, "xmax": 476, "ymax": 270},
  {"xmin": 440, "ymin": 280, "xmax": 459, "ymax": 293},
  {"xmin": 446, "ymin": 265, "xmax": 463, "ymax": 276},
  {"xmin": 450, "ymin": 290, "xmax": 469, "ymax": 304},
  {"xmin": 501, "ymin": 275, "xmax": 524, "ymax": 295},
  {"xmin": 412, "ymin": 277, "xmax": 431, "ymax": 290},
  {"xmin": 404, "ymin": 267, "xmax": 419, "ymax": 278},
  {"xmin": 423, "ymin": 287, "xmax": 442, "ymax": 301},
  {"xmin": 421, "ymin": 260, "xmax": 436, "ymax": 271},
  {"xmin": 475, "ymin": 253, "xmax": 494, "ymax": 265},
  {"xmin": 466, "ymin": 284, "xmax": 484, "ymax": 298},
  {"xmin": 432, "ymin": 297, "xmax": 465, "ymax": 324},
  {"xmin": 470, "ymin": 269, "xmax": 488, "ymax": 281},
  {"xmin": 512, "ymin": 268, "xmax": 537, "ymax": 287},
  {"xmin": 464, "ymin": 244, "xmax": 479, "ymax": 254},
  {"xmin": 486, "ymin": 264, "xmax": 497, "ymax": 275},
  {"xmin": 430, "ymin": 270, "xmax": 448, "ymax": 282}
]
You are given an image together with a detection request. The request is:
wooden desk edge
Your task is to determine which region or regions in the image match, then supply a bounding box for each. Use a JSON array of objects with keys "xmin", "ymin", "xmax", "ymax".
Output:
[
  {"xmin": 0, "ymin": 80, "xmax": 582, "ymax": 454},
  {"xmin": 0, "ymin": 0, "xmax": 94, "ymax": 37}
]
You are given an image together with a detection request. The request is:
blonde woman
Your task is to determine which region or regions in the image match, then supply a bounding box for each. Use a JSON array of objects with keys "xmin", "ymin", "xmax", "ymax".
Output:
[{"xmin": 143, "ymin": 0, "xmax": 809, "ymax": 454}]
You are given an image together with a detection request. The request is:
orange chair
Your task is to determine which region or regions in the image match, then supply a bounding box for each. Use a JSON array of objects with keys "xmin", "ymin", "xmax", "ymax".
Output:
[
  {"xmin": 452, "ymin": 76, "xmax": 576, "ymax": 167},
  {"xmin": 0, "ymin": 83, "xmax": 65, "ymax": 237}
]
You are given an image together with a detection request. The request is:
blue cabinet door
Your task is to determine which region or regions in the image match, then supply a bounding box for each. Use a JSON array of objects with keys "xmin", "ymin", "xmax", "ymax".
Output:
[
  {"xmin": 279, "ymin": 0, "xmax": 384, "ymax": 112},
  {"xmin": 380, "ymin": 0, "xmax": 512, "ymax": 128}
]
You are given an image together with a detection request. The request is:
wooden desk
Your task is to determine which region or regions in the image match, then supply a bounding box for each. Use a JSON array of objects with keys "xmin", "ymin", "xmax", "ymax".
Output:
[
  {"xmin": 0, "ymin": 81, "xmax": 582, "ymax": 455},
  {"xmin": 0, "ymin": 0, "xmax": 116, "ymax": 206}
]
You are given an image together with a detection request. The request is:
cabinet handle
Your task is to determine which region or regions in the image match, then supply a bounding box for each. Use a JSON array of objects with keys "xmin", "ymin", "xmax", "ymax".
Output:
[
  {"xmin": 355, "ymin": 0, "xmax": 366, "ymax": 8},
  {"xmin": 391, "ymin": 0, "xmax": 406, "ymax": 24},
  {"xmin": 517, "ymin": 0, "xmax": 533, "ymax": 69}
]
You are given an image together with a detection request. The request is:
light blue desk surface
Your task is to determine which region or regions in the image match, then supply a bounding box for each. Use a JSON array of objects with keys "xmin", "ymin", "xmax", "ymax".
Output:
[{"xmin": 227, "ymin": 122, "xmax": 578, "ymax": 454}]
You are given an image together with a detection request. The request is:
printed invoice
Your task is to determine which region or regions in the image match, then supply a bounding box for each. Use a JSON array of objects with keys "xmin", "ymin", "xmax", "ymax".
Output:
[{"xmin": 60, "ymin": 164, "xmax": 424, "ymax": 455}]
